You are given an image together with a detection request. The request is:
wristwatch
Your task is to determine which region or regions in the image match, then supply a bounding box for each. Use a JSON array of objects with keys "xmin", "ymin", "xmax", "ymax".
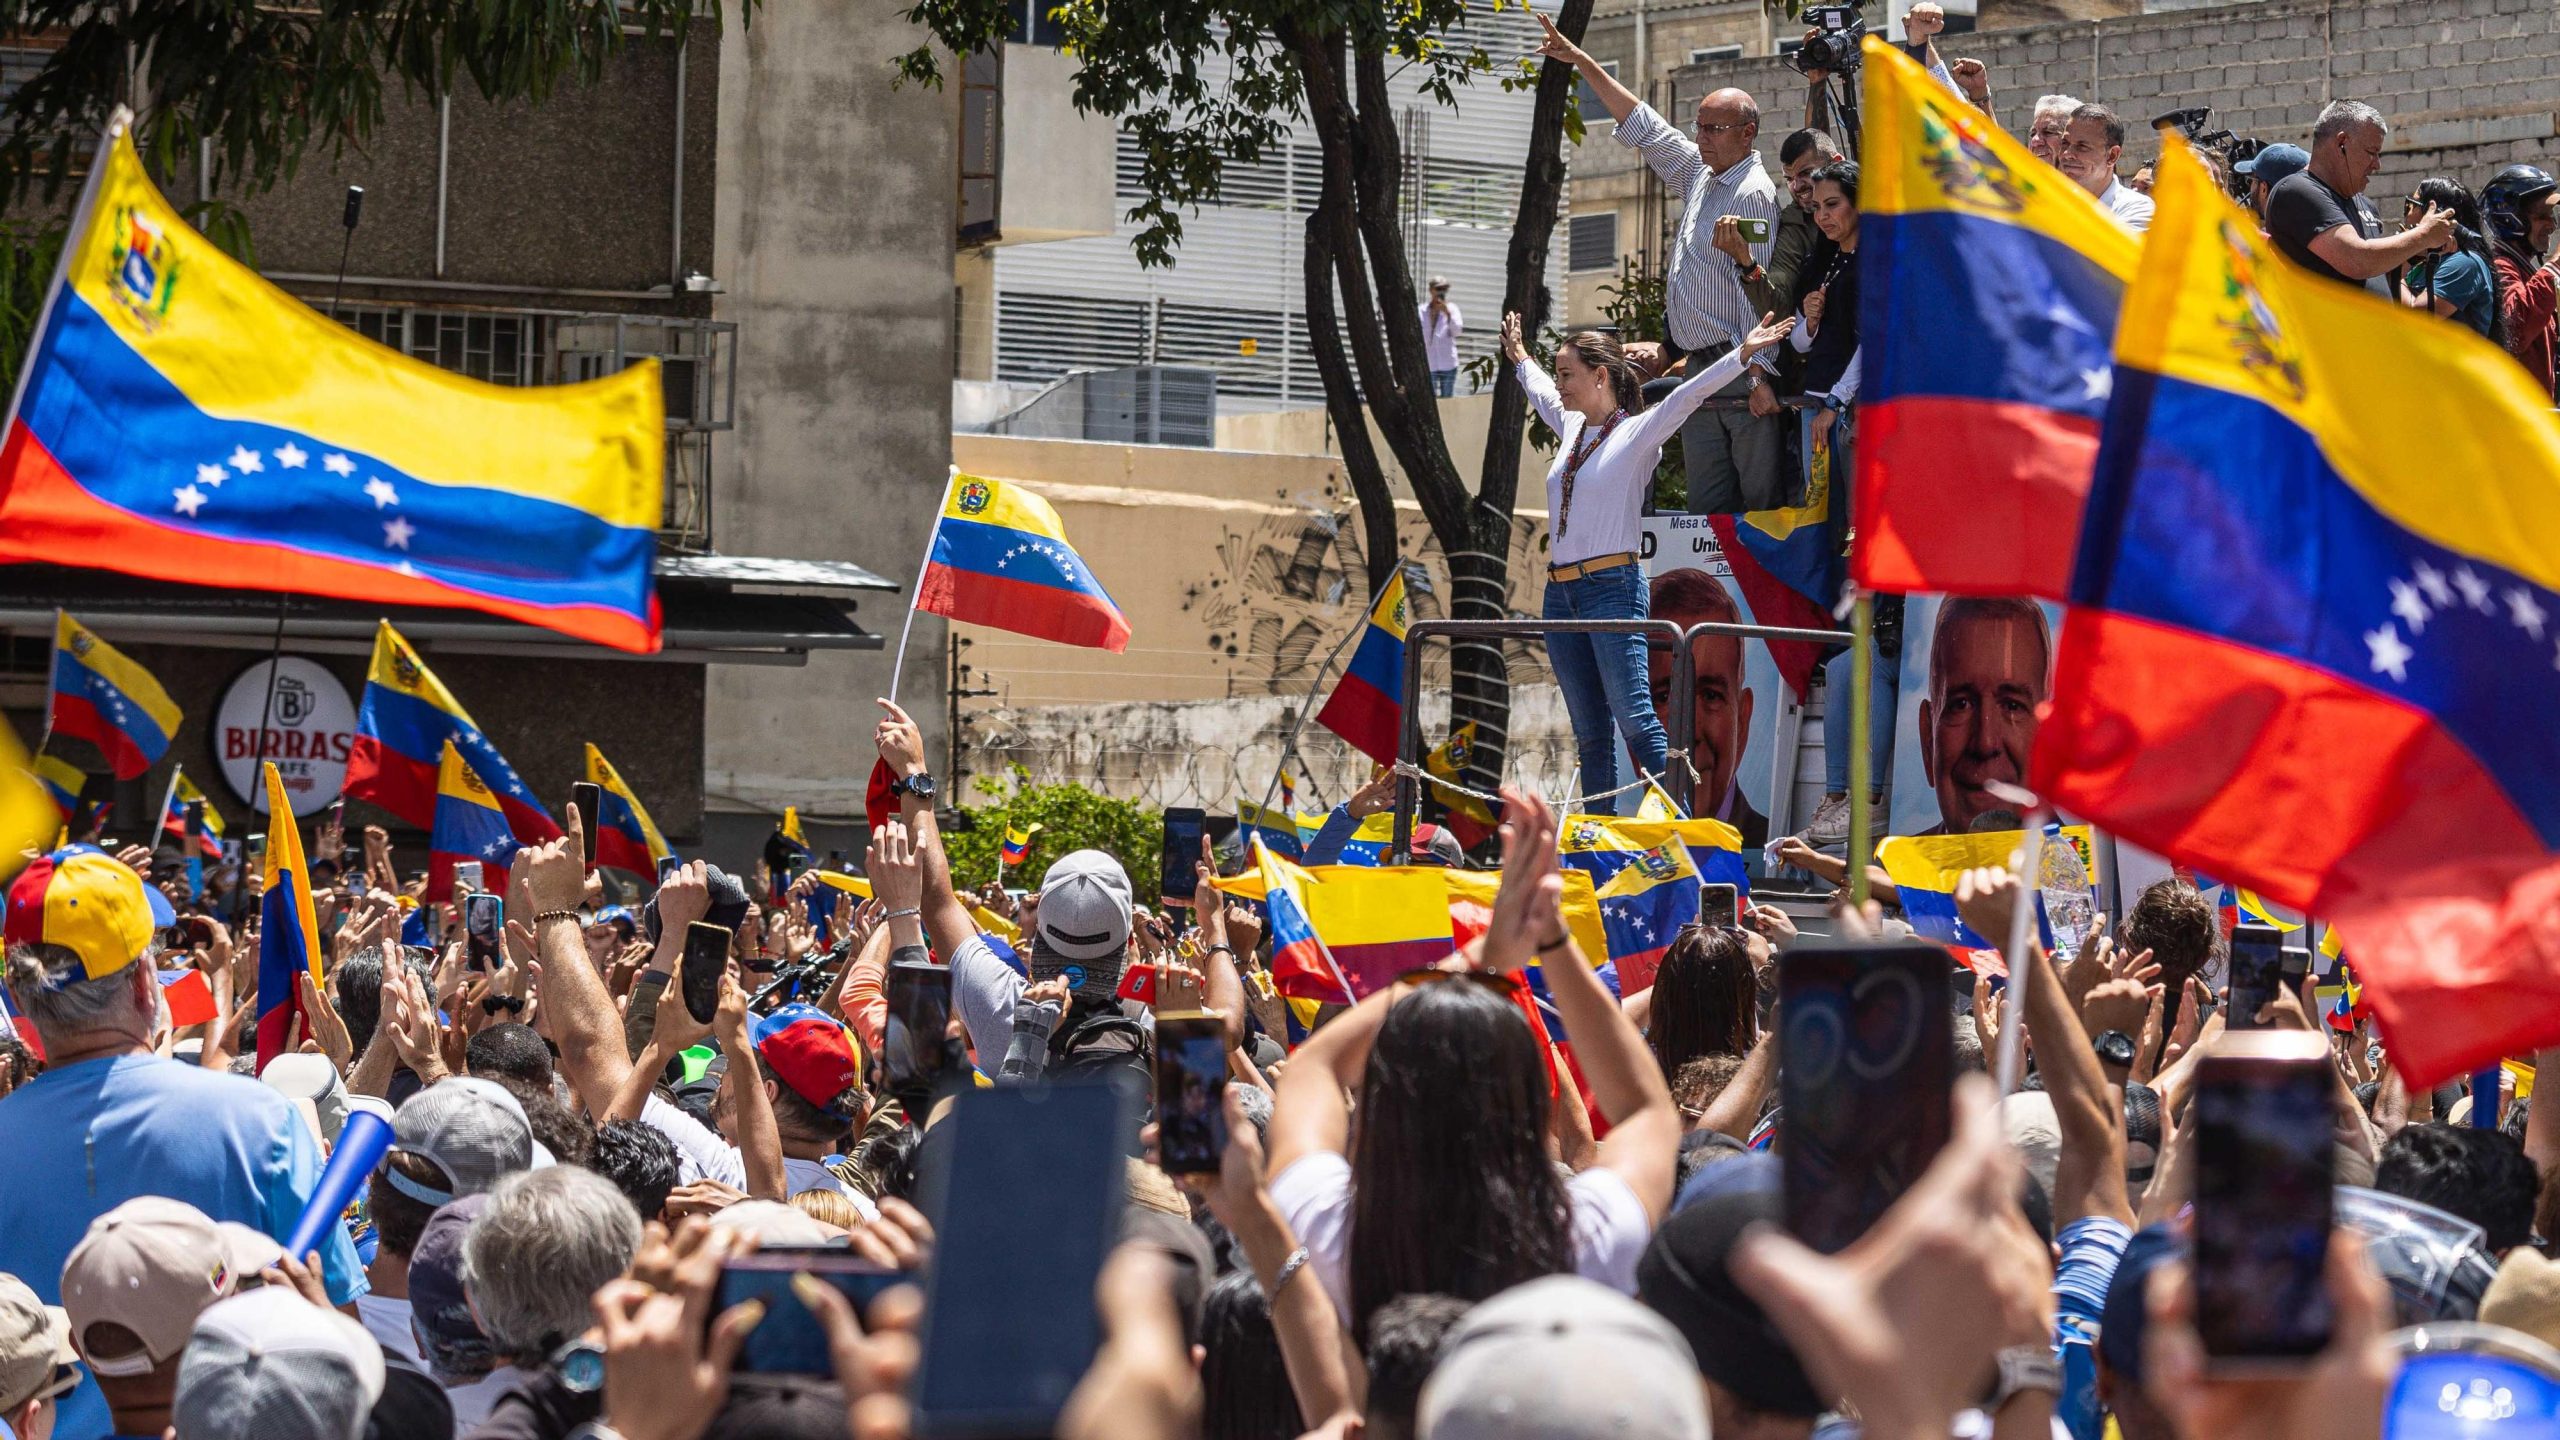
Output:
[
  {"xmin": 1746, "ymin": 369, "xmax": 1766, "ymax": 391},
  {"xmin": 552, "ymin": 1336, "xmax": 607, "ymax": 1395},
  {"xmin": 1987, "ymin": 1343, "xmax": 2062, "ymax": 1408},
  {"xmin": 888, "ymin": 771, "xmax": 939, "ymax": 803},
  {"xmin": 2093, "ymin": 1028, "xmax": 2136, "ymax": 1069}
]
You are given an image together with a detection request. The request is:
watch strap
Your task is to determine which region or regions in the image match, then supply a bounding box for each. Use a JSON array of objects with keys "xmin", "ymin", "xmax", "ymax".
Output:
[{"xmin": 1990, "ymin": 1343, "xmax": 2062, "ymax": 1406}]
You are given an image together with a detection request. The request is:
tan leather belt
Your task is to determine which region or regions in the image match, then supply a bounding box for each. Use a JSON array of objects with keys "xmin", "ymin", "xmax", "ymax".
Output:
[{"xmin": 1548, "ymin": 551, "xmax": 1637, "ymax": 582}]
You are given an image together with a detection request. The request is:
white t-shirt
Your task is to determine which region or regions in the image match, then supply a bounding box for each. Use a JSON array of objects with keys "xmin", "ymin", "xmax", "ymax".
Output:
[
  {"xmin": 642, "ymin": 1094, "xmax": 879, "ymax": 1217},
  {"xmin": 1267, "ymin": 1151, "xmax": 1653, "ymax": 1321},
  {"xmin": 358, "ymin": 1293, "xmax": 421, "ymax": 1363},
  {"xmin": 1420, "ymin": 302, "xmax": 1464, "ymax": 371}
]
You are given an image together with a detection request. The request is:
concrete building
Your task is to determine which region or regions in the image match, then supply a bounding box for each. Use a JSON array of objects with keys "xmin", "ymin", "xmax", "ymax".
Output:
[{"xmin": 0, "ymin": 0, "xmax": 973, "ymax": 867}]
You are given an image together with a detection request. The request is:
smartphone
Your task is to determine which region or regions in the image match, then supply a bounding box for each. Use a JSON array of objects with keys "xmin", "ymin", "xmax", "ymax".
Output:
[
  {"xmin": 326, "ymin": 798, "xmax": 346, "ymax": 831},
  {"xmin": 2227, "ymin": 922, "xmax": 2285, "ymax": 1030},
  {"xmin": 1159, "ymin": 807, "xmax": 1208, "ymax": 907},
  {"xmin": 2279, "ymin": 945, "xmax": 2311, "ymax": 993},
  {"xmin": 453, "ymin": 860, "xmax": 484, "ymax": 895},
  {"xmin": 716, "ymin": 1248, "xmax": 905, "ymax": 1376},
  {"xmin": 886, "ymin": 960, "xmax": 956, "ymax": 1091},
  {"xmin": 1780, "ymin": 938, "xmax": 1955, "ymax": 1254},
  {"xmin": 682, "ymin": 921, "xmax": 731, "ymax": 1025},
  {"xmin": 913, "ymin": 1084, "xmax": 1131, "ymax": 1439},
  {"xmin": 462, "ymin": 892, "xmax": 503, "ymax": 971},
  {"xmin": 1153, "ymin": 1013, "xmax": 1230, "ymax": 1175},
  {"xmin": 1736, "ymin": 216, "xmax": 1771, "ymax": 244},
  {"xmin": 2192, "ymin": 1031, "xmax": 2335, "ymax": 1370},
  {"xmin": 570, "ymin": 782, "xmax": 603, "ymax": 864},
  {"xmin": 1699, "ymin": 883, "xmax": 1740, "ymax": 931}
]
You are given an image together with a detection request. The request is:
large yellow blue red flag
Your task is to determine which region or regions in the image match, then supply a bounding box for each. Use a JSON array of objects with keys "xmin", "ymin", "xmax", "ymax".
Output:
[
  {"xmin": 919, "ymin": 471, "xmax": 1129, "ymax": 653},
  {"xmin": 1315, "ymin": 568, "xmax": 1410, "ymax": 767},
  {"xmin": 48, "ymin": 612, "xmax": 180, "ymax": 778},
  {"xmin": 255, "ymin": 762, "xmax": 324, "ymax": 1072},
  {"xmin": 0, "ymin": 127, "xmax": 666, "ymax": 651},
  {"xmin": 1855, "ymin": 38, "xmax": 2140, "ymax": 600},
  {"xmin": 2032, "ymin": 140, "xmax": 2560, "ymax": 1086},
  {"xmin": 347, "ymin": 620, "xmax": 557, "ymax": 839},
  {"xmin": 428, "ymin": 741, "xmax": 522, "ymax": 903}
]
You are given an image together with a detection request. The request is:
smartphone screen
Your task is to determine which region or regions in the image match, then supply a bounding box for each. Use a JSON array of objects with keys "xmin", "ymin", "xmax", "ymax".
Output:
[
  {"xmin": 571, "ymin": 782, "xmax": 603, "ymax": 865},
  {"xmin": 886, "ymin": 961, "xmax": 955, "ymax": 1091},
  {"xmin": 1153, "ymin": 1013, "xmax": 1230, "ymax": 1175},
  {"xmin": 2279, "ymin": 945, "xmax": 2311, "ymax": 993},
  {"xmin": 682, "ymin": 922, "xmax": 731, "ymax": 1024},
  {"xmin": 463, "ymin": 892, "xmax": 503, "ymax": 971},
  {"xmin": 1700, "ymin": 883, "xmax": 1740, "ymax": 931},
  {"xmin": 715, "ymin": 1248, "xmax": 904, "ymax": 1375},
  {"xmin": 453, "ymin": 860, "xmax": 483, "ymax": 895},
  {"xmin": 2193, "ymin": 1033, "xmax": 2335, "ymax": 1369},
  {"xmin": 1780, "ymin": 938, "xmax": 1954, "ymax": 1254},
  {"xmin": 1159, "ymin": 807, "xmax": 1208, "ymax": 907},
  {"xmin": 914, "ymin": 1084, "xmax": 1130, "ymax": 1440},
  {"xmin": 2227, "ymin": 923, "xmax": 2284, "ymax": 1030}
]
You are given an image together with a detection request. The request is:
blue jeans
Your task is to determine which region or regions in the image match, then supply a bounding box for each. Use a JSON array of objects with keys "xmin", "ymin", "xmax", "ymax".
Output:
[
  {"xmin": 1545, "ymin": 563, "xmax": 1670, "ymax": 816},
  {"xmin": 1431, "ymin": 368, "xmax": 1457, "ymax": 397},
  {"xmin": 1822, "ymin": 637, "xmax": 1899, "ymax": 795}
]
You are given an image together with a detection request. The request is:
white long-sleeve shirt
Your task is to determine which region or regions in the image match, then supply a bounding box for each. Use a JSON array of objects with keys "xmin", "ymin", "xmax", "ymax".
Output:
[
  {"xmin": 1421, "ymin": 302, "xmax": 1464, "ymax": 370},
  {"xmin": 1520, "ymin": 347, "xmax": 1750, "ymax": 566}
]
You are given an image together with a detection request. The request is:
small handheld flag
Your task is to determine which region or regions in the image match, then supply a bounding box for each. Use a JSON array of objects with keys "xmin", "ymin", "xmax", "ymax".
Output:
[
  {"xmin": 48, "ymin": 612, "xmax": 180, "ymax": 778},
  {"xmin": 917, "ymin": 472, "xmax": 1130, "ymax": 653},
  {"xmin": 254, "ymin": 763, "xmax": 323, "ymax": 1073},
  {"xmin": 30, "ymin": 753, "xmax": 82, "ymax": 824},
  {"xmin": 1315, "ymin": 569, "xmax": 1411, "ymax": 767},
  {"xmin": 765, "ymin": 807, "xmax": 811, "ymax": 902},
  {"xmin": 584, "ymin": 743, "xmax": 672, "ymax": 881},
  {"xmin": 1000, "ymin": 823, "xmax": 1041, "ymax": 867},
  {"xmin": 158, "ymin": 767, "xmax": 225, "ymax": 860},
  {"xmin": 428, "ymin": 741, "xmax": 522, "ymax": 903}
]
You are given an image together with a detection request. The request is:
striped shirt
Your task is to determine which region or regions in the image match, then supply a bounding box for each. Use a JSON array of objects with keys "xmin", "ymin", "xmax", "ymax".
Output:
[{"xmin": 1614, "ymin": 103, "xmax": 1783, "ymax": 364}]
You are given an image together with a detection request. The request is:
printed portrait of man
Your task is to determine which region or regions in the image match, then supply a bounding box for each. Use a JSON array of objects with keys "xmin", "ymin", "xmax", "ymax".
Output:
[
  {"xmin": 1647, "ymin": 568, "xmax": 1766, "ymax": 848},
  {"xmin": 1918, "ymin": 597, "xmax": 2053, "ymax": 835}
]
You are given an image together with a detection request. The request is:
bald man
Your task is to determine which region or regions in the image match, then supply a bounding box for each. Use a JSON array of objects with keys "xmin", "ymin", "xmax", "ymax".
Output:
[
  {"xmin": 1917, "ymin": 598, "xmax": 2052, "ymax": 835},
  {"xmin": 1647, "ymin": 569, "xmax": 1767, "ymax": 847}
]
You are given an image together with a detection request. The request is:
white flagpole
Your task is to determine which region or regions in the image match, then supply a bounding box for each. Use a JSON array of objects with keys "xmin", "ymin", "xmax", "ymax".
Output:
[
  {"xmin": 1998, "ymin": 814, "xmax": 2048, "ymax": 1097},
  {"xmin": 884, "ymin": 476, "xmax": 955, "ymax": 703}
]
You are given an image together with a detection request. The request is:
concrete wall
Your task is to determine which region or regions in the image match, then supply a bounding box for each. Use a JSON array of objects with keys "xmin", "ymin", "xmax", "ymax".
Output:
[
  {"xmin": 1214, "ymin": 392, "xmax": 1552, "ymax": 503},
  {"xmin": 1662, "ymin": 0, "xmax": 2560, "ymax": 202},
  {"xmin": 993, "ymin": 43, "xmax": 1119, "ymax": 246},
  {"xmin": 705, "ymin": 0, "xmax": 957, "ymax": 826}
]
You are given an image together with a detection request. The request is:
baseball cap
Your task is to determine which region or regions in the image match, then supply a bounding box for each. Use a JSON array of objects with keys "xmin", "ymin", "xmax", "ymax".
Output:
[
  {"xmin": 62, "ymin": 1196, "xmax": 283, "ymax": 1377},
  {"xmin": 405, "ymin": 1195, "xmax": 493, "ymax": 1382},
  {"xmin": 1429, "ymin": 275, "xmax": 1450, "ymax": 290},
  {"xmin": 1407, "ymin": 824, "xmax": 1466, "ymax": 867},
  {"xmin": 749, "ymin": 1003, "xmax": 866, "ymax": 1119},
  {"xmin": 384, "ymin": 1077, "xmax": 536, "ymax": 1206},
  {"xmin": 2098, "ymin": 1223, "xmax": 2187, "ymax": 1384},
  {"xmin": 174, "ymin": 1287, "xmax": 387, "ymax": 1440},
  {"xmin": 264, "ymin": 1051, "xmax": 352, "ymax": 1146},
  {"xmin": 2237, "ymin": 142, "xmax": 2310, "ymax": 186},
  {"xmin": 3, "ymin": 850, "xmax": 156, "ymax": 981},
  {"xmin": 1637, "ymin": 1185, "xmax": 1825, "ymax": 1416},
  {"xmin": 2485, "ymin": 1249, "xmax": 2560, "ymax": 1353},
  {"xmin": 1419, "ymin": 1275, "xmax": 1710, "ymax": 1440},
  {"xmin": 0, "ymin": 1274, "xmax": 77, "ymax": 1415},
  {"xmin": 1030, "ymin": 850, "xmax": 1133, "ymax": 1003}
]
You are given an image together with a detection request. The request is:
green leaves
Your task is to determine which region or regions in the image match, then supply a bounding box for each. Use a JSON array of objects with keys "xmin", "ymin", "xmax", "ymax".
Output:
[{"xmin": 942, "ymin": 765, "xmax": 1162, "ymax": 898}]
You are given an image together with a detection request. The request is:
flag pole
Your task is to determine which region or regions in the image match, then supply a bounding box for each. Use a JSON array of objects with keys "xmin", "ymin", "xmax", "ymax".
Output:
[
  {"xmin": 1998, "ymin": 811, "xmax": 2048, "ymax": 1097},
  {"xmin": 885, "ymin": 480, "xmax": 953, "ymax": 703},
  {"xmin": 1252, "ymin": 592, "xmax": 1372, "ymax": 822},
  {"xmin": 39, "ymin": 608, "xmax": 63, "ymax": 752},
  {"xmin": 1846, "ymin": 591, "xmax": 1875, "ymax": 907},
  {"xmin": 0, "ymin": 111, "xmax": 124, "ymax": 442}
]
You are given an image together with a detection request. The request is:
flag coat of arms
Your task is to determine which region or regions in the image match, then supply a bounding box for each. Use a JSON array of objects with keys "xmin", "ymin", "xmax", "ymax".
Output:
[
  {"xmin": 0, "ymin": 129, "xmax": 665, "ymax": 651},
  {"xmin": 2032, "ymin": 141, "xmax": 2560, "ymax": 1086},
  {"xmin": 918, "ymin": 472, "xmax": 1130, "ymax": 652}
]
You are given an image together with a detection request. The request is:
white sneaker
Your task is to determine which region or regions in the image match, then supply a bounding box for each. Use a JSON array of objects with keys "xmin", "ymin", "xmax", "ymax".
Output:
[{"xmin": 1798, "ymin": 794, "xmax": 1852, "ymax": 846}]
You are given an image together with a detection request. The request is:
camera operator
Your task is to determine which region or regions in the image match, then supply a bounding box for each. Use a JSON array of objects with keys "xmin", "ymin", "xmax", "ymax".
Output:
[
  {"xmin": 1536, "ymin": 12, "xmax": 1785, "ymax": 514},
  {"xmin": 1797, "ymin": 3, "xmax": 1984, "ymax": 118},
  {"xmin": 2483, "ymin": 164, "xmax": 2558, "ymax": 399},
  {"xmin": 2266, "ymin": 100, "xmax": 2455, "ymax": 302},
  {"xmin": 2234, "ymin": 143, "xmax": 2309, "ymax": 228},
  {"xmin": 2056, "ymin": 104, "xmax": 2155, "ymax": 232}
]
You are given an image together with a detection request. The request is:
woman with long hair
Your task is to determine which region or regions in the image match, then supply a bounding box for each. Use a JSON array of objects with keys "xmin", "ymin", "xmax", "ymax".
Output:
[
  {"xmin": 1264, "ymin": 789, "xmax": 1679, "ymax": 1342},
  {"xmin": 1199, "ymin": 1271, "xmax": 1305, "ymax": 1440},
  {"xmin": 1642, "ymin": 923, "xmax": 1758, "ymax": 1078},
  {"xmin": 1505, "ymin": 312, "xmax": 1794, "ymax": 815},
  {"xmin": 2403, "ymin": 175, "xmax": 2504, "ymax": 341}
]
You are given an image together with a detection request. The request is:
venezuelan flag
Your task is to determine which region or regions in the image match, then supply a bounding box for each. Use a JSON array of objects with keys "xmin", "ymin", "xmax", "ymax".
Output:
[
  {"xmin": 255, "ymin": 762, "xmax": 323, "ymax": 1073},
  {"xmin": 1559, "ymin": 816, "xmax": 1728, "ymax": 993},
  {"xmin": 1877, "ymin": 826, "xmax": 2093, "ymax": 952},
  {"xmin": 30, "ymin": 753, "xmax": 82, "ymax": 824},
  {"xmin": 2033, "ymin": 140, "xmax": 2560, "ymax": 1086},
  {"xmin": 1854, "ymin": 39, "xmax": 2140, "ymax": 601},
  {"xmin": 0, "ymin": 133, "xmax": 664, "ymax": 652},
  {"xmin": 765, "ymin": 806, "xmax": 811, "ymax": 902},
  {"xmin": 1562, "ymin": 814, "xmax": 1750, "ymax": 894},
  {"xmin": 1254, "ymin": 841, "xmax": 1354, "ymax": 1002},
  {"xmin": 919, "ymin": 471, "xmax": 1129, "ymax": 652},
  {"xmin": 1000, "ymin": 823, "xmax": 1040, "ymax": 867},
  {"xmin": 1236, "ymin": 798, "xmax": 1305, "ymax": 861},
  {"xmin": 1303, "ymin": 861, "xmax": 1452, "ymax": 996},
  {"xmin": 1708, "ymin": 423, "xmax": 1848, "ymax": 700},
  {"xmin": 1424, "ymin": 721, "xmax": 1499, "ymax": 842},
  {"xmin": 427, "ymin": 741, "xmax": 521, "ymax": 903},
  {"xmin": 347, "ymin": 621, "xmax": 557, "ymax": 839},
  {"xmin": 157, "ymin": 767, "xmax": 224, "ymax": 860},
  {"xmin": 1315, "ymin": 569, "xmax": 1410, "ymax": 767},
  {"xmin": 48, "ymin": 613, "xmax": 179, "ymax": 778},
  {"xmin": 584, "ymin": 743, "xmax": 671, "ymax": 882}
]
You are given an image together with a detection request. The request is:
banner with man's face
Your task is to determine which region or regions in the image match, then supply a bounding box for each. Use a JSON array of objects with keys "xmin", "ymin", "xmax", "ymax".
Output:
[
  {"xmin": 1887, "ymin": 595, "xmax": 2063, "ymax": 837},
  {"xmin": 1642, "ymin": 516, "xmax": 1782, "ymax": 861}
]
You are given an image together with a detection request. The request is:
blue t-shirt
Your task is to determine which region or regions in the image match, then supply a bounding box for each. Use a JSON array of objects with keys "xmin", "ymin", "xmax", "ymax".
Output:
[
  {"xmin": 2417, "ymin": 250, "xmax": 2496, "ymax": 337},
  {"xmin": 0, "ymin": 1053, "xmax": 367, "ymax": 1440}
]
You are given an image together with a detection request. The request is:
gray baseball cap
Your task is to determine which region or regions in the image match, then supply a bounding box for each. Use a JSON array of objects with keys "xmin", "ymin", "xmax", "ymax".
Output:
[
  {"xmin": 384, "ymin": 1077, "xmax": 536, "ymax": 1206},
  {"xmin": 1419, "ymin": 1276, "xmax": 1710, "ymax": 1440},
  {"xmin": 1030, "ymin": 850, "xmax": 1134, "ymax": 1002},
  {"xmin": 175, "ymin": 1287, "xmax": 386, "ymax": 1440}
]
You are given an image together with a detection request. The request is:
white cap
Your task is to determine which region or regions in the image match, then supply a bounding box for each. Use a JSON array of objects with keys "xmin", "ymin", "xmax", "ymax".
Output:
[{"xmin": 175, "ymin": 1287, "xmax": 386, "ymax": 1440}]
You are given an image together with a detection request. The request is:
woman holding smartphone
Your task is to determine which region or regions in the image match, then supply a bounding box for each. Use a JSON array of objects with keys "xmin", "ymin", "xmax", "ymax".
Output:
[{"xmin": 1504, "ymin": 309, "xmax": 1794, "ymax": 814}]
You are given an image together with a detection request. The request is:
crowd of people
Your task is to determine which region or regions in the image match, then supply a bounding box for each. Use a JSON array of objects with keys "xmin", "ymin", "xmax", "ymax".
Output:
[{"xmin": 3, "ymin": 693, "xmax": 2559, "ymax": 1440}]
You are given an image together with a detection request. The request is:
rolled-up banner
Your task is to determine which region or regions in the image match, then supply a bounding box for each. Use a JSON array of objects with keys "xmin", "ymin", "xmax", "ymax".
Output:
[{"xmin": 285, "ymin": 1108, "xmax": 394, "ymax": 1264}]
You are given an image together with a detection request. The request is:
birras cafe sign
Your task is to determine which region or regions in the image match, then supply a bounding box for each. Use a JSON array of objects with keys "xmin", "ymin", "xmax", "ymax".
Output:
[{"xmin": 215, "ymin": 656, "xmax": 357, "ymax": 817}]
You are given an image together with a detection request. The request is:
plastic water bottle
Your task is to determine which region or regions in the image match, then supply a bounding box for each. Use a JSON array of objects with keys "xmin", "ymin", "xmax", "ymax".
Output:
[{"xmin": 2037, "ymin": 824, "xmax": 2097, "ymax": 959}]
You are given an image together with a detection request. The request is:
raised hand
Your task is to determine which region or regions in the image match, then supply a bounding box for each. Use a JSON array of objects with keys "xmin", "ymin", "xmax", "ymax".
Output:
[
  {"xmin": 657, "ymin": 860, "xmax": 711, "ymax": 933},
  {"xmin": 868, "ymin": 820, "xmax": 925, "ymax": 913},
  {"xmin": 1499, "ymin": 312, "xmax": 1528, "ymax": 365},
  {"xmin": 1531, "ymin": 10, "xmax": 1587, "ymax": 67},
  {"xmin": 1903, "ymin": 1, "xmax": 1945, "ymax": 42},
  {"xmin": 1740, "ymin": 310, "xmax": 1797, "ymax": 360},
  {"xmin": 1483, "ymin": 787, "xmax": 1565, "ymax": 975},
  {"xmin": 874, "ymin": 698, "xmax": 927, "ymax": 777}
]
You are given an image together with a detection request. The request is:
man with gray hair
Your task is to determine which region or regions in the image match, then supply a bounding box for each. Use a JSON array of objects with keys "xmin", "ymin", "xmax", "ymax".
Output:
[
  {"xmin": 2267, "ymin": 99, "xmax": 2456, "ymax": 299},
  {"xmin": 2028, "ymin": 94, "xmax": 2084, "ymax": 166},
  {"xmin": 0, "ymin": 850, "xmax": 364, "ymax": 1440},
  {"xmin": 460, "ymin": 1167, "xmax": 641, "ymax": 1376}
]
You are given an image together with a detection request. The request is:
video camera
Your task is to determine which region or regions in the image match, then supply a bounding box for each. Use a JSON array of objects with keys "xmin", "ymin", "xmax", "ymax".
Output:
[
  {"xmin": 1790, "ymin": 4, "xmax": 1866, "ymax": 75},
  {"xmin": 2152, "ymin": 105, "xmax": 2258, "ymax": 203}
]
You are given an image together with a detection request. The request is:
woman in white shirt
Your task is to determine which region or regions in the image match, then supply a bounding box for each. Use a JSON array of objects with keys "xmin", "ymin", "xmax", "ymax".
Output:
[{"xmin": 1504, "ymin": 310, "xmax": 1794, "ymax": 814}]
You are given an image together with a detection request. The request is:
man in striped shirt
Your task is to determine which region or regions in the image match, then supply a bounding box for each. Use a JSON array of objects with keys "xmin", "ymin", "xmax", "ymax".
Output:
[{"xmin": 1538, "ymin": 14, "xmax": 1787, "ymax": 514}]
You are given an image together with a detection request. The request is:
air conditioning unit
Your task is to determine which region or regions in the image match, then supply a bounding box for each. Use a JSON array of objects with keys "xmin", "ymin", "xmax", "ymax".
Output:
[{"xmin": 986, "ymin": 365, "xmax": 1218, "ymax": 447}]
